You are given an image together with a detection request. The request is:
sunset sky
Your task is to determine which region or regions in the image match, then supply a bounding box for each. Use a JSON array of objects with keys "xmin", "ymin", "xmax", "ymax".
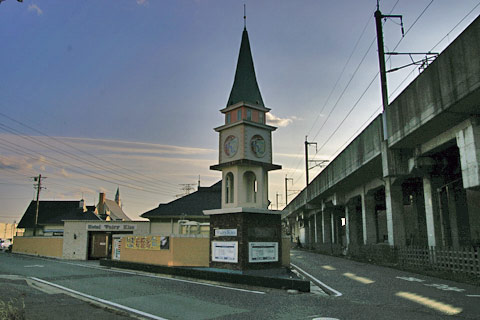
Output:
[{"xmin": 1, "ymin": 0, "xmax": 479, "ymax": 222}]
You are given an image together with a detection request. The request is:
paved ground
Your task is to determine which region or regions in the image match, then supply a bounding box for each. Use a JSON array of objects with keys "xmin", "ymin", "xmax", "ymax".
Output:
[
  {"xmin": 0, "ymin": 274, "xmax": 136, "ymax": 320},
  {"xmin": 1, "ymin": 250, "xmax": 480, "ymax": 319},
  {"xmin": 291, "ymin": 249, "xmax": 480, "ymax": 319}
]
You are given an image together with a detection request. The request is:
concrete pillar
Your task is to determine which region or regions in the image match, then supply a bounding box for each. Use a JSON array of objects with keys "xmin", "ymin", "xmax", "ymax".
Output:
[
  {"xmin": 362, "ymin": 191, "xmax": 377, "ymax": 244},
  {"xmin": 345, "ymin": 204, "xmax": 351, "ymax": 245},
  {"xmin": 322, "ymin": 208, "xmax": 332, "ymax": 244},
  {"xmin": 423, "ymin": 176, "xmax": 441, "ymax": 247},
  {"xmin": 446, "ymin": 186, "xmax": 460, "ymax": 248},
  {"xmin": 385, "ymin": 178, "xmax": 406, "ymax": 246},
  {"xmin": 456, "ymin": 119, "xmax": 480, "ymax": 189},
  {"xmin": 345, "ymin": 201, "xmax": 359, "ymax": 246}
]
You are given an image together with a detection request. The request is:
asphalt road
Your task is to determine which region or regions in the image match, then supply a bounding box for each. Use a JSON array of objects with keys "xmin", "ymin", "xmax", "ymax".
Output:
[
  {"xmin": 1, "ymin": 250, "xmax": 479, "ymax": 319},
  {"xmin": 290, "ymin": 249, "xmax": 480, "ymax": 319}
]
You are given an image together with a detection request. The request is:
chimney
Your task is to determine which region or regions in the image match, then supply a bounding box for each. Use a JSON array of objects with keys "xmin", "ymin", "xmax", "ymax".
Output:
[
  {"xmin": 98, "ymin": 192, "xmax": 106, "ymax": 216},
  {"xmin": 79, "ymin": 199, "xmax": 86, "ymax": 212}
]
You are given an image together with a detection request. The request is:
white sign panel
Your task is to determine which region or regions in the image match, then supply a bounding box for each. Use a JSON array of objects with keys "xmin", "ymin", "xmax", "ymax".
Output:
[
  {"xmin": 212, "ymin": 241, "xmax": 238, "ymax": 263},
  {"xmin": 112, "ymin": 238, "xmax": 121, "ymax": 260},
  {"xmin": 248, "ymin": 242, "xmax": 278, "ymax": 263},
  {"xmin": 86, "ymin": 224, "xmax": 136, "ymax": 231},
  {"xmin": 214, "ymin": 229, "xmax": 237, "ymax": 237}
]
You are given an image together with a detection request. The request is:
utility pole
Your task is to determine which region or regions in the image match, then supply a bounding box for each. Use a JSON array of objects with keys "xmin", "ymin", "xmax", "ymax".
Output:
[
  {"xmin": 305, "ymin": 136, "xmax": 329, "ymax": 186},
  {"xmin": 176, "ymin": 183, "xmax": 196, "ymax": 198},
  {"xmin": 285, "ymin": 176, "xmax": 293, "ymax": 206},
  {"xmin": 276, "ymin": 192, "xmax": 282, "ymax": 210},
  {"xmin": 375, "ymin": 1, "xmax": 403, "ymax": 140},
  {"xmin": 32, "ymin": 174, "xmax": 46, "ymax": 236},
  {"xmin": 305, "ymin": 136, "xmax": 317, "ymax": 186}
]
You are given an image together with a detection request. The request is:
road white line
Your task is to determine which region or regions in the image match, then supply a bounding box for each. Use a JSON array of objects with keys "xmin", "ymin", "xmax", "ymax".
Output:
[
  {"xmin": 48, "ymin": 260, "xmax": 266, "ymax": 295},
  {"xmin": 396, "ymin": 291, "xmax": 462, "ymax": 315},
  {"xmin": 30, "ymin": 277, "xmax": 169, "ymax": 320},
  {"xmin": 343, "ymin": 272, "xmax": 375, "ymax": 284},
  {"xmin": 290, "ymin": 263, "xmax": 342, "ymax": 297}
]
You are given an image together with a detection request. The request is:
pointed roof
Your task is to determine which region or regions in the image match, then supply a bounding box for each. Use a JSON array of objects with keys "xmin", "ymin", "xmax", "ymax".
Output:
[
  {"xmin": 227, "ymin": 28, "xmax": 265, "ymax": 108},
  {"xmin": 115, "ymin": 187, "xmax": 120, "ymax": 203}
]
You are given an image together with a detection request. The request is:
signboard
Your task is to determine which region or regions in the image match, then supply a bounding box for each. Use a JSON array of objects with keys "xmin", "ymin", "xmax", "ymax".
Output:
[
  {"xmin": 214, "ymin": 229, "xmax": 237, "ymax": 237},
  {"xmin": 212, "ymin": 241, "xmax": 238, "ymax": 263},
  {"xmin": 112, "ymin": 238, "xmax": 121, "ymax": 260},
  {"xmin": 86, "ymin": 223, "xmax": 136, "ymax": 231},
  {"xmin": 248, "ymin": 242, "xmax": 278, "ymax": 263},
  {"xmin": 125, "ymin": 236, "xmax": 169, "ymax": 250}
]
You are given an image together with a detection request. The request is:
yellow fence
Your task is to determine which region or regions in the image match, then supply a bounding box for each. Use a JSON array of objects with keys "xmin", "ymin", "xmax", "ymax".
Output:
[
  {"xmin": 116, "ymin": 235, "xmax": 210, "ymax": 267},
  {"xmin": 12, "ymin": 237, "xmax": 63, "ymax": 258},
  {"xmin": 116, "ymin": 235, "xmax": 291, "ymax": 268}
]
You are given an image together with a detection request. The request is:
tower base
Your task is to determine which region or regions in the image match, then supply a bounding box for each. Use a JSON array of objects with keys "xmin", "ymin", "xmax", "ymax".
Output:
[{"xmin": 204, "ymin": 208, "xmax": 282, "ymax": 271}]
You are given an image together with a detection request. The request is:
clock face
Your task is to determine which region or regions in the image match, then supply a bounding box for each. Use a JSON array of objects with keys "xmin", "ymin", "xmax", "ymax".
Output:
[
  {"xmin": 224, "ymin": 135, "xmax": 238, "ymax": 157},
  {"xmin": 250, "ymin": 135, "xmax": 266, "ymax": 158}
]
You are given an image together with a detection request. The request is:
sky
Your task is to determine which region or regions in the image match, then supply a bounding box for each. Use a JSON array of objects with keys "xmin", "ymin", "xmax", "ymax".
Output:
[{"xmin": 1, "ymin": 0, "xmax": 479, "ymax": 222}]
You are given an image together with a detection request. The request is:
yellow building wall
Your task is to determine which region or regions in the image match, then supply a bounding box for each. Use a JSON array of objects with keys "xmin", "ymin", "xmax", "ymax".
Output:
[
  {"xmin": 171, "ymin": 237, "xmax": 209, "ymax": 266},
  {"xmin": 12, "ymin": 237, "xmax": 63, "ymax": 258},
  {"xmin": 117, "ymin": 235, "xmax": 209, "ymax": 267}
]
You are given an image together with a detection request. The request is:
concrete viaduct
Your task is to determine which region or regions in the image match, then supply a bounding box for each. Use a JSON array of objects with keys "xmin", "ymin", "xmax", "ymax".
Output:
[{"xmin": 282, "ymin": 15, "xmax": 480, "ymax": 252}]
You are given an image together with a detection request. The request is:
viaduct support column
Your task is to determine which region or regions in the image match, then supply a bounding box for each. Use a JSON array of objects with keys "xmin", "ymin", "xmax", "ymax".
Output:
[
  {"xmin": 456, "ymin": 118, "xmax": 480, "ymax": 189},
  {"xmin": 362, "ymin": 190, "xmax": 377, "ymax": 244},
  {"xmin": 385, "ymin": 178, "xmax": 405, "ymax": 246},
  {"xmin": 423, "ymin": 175, "xmax": 442, "ymax": 247},
  {"xmin": 322, "ymin": 205, "xmax": 332, "ymax": 244}
]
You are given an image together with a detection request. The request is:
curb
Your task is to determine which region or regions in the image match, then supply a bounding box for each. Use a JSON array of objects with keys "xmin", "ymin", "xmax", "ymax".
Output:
[{"xmin": 100, "ymin": 259, "xmax": 310, "ymax": 292}]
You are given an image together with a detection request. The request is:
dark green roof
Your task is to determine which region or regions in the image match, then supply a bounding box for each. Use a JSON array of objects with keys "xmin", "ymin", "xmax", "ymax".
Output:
[
  {"xmin": 141, "ymin": 181, "xmax": 221, "ymax": 219},
  {"xmin": 227, "ymin": 28, "xmax": 264, "ymax": 108},
  {"xmin": 17, "ymin": 200, "xmax": 100, "ymax": 228}
]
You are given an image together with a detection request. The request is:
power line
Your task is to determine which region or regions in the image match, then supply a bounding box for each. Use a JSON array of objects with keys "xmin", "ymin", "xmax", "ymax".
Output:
[
  {"xmin": 0, "ymin": 118, "xmax": 179, "ymax": 194},
  {"xmin": 285, "ymin": 9, "xmax": 375, "ymax": 179},
  {"xmin": 0, "ymin": 138, "xmax": 173, "ymax": 196}
]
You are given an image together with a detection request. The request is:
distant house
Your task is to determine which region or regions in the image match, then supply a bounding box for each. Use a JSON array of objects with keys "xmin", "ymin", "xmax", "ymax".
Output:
[
  {"xmin": 141, "ymin": 181, "xmax": 221, "ymax": 234},
  {"xmin": 17, "ymin": 199, "xmax": 100, "ymax": 236},
  {"xmin": 96, "ymin": 188, "xmax": 131, "ymax": 221}
]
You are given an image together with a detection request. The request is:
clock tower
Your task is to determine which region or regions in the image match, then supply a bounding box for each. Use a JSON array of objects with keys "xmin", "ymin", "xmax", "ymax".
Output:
[
  {"xmin": 205, "ymin": 25, "xmax": 283, "ymax": 271},
  {"xmin": 210, "ymin": 26, "xmax": 281, "ymax": 210}
]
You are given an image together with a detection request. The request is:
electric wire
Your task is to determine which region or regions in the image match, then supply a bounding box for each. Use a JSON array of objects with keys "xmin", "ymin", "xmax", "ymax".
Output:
[
  {"xmin": 283, "ymin": 9, "xmax": 374, "ymax": 180},
  {"xmin": 0, "ymin": 112, "xmax": 180, "ymax": 191},
  {"xmin": 0, "ymin": 138, "xmax": 172, "ymax": 196},
  {"xmin": 0, "ymin": 122, "xmax": 180, "ymax": 195}
]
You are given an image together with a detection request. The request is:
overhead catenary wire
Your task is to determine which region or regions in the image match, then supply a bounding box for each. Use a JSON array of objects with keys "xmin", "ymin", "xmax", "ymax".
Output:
[
  {"xmin": 284, "ymin": 8, "xmax": 375, "ymax": 179},
  {"xmin": 289, "ymin": 0, "xmax": 440, "ymax": 187}
]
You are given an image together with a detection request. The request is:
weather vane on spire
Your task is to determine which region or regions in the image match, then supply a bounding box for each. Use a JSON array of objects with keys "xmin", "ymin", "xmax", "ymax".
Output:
[{"xmin": 244, "ymin": 4, "xmax": 246, "ymax": 29}]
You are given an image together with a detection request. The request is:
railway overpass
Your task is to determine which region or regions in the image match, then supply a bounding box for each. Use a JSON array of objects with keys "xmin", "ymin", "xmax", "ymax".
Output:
[{"xmin": 283, "ymin": 14, "xmax": 480, "ymax": 252}]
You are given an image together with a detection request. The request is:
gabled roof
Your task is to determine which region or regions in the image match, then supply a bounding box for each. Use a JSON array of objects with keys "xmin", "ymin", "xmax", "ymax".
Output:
[
  {"xmin": 226, "ymin": 28, "xmax": 265, "ymax": 108},
  {"xmin": 17, "ymin": 200, "xmax": 100, "ymax": 228},
  {"xmin": 141, "ymin": 181, "xmax": 221, "ymax": 219},
  {"xmin": 104, "ymin": 199, "xmax": 131, "ymax": 221}
]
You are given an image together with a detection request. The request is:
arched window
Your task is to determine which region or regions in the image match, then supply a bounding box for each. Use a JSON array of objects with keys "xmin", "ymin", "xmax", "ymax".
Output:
[
  {"xmin": 225, "ymin": 172, "xmax": 234, "ymax": 203},
  {"xmin": 243, "ymin": 171, "xmax": 257, "ymax": 203}
]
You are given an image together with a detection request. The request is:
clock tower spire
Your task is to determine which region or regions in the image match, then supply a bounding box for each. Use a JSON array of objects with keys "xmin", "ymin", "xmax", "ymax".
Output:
[{"xmin": 210, "ymin": 26, "xmax": 281, "ymax": 210}]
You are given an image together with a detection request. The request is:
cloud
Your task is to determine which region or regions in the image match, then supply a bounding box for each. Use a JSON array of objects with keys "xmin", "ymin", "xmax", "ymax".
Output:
[
  {"xmin": 28, "ymin": 4, "xmax": 43, "ymax": 16},
  {"xmin": 60, "ymin": 168, "xmax": 69, "ymax": 177},
  {"xmin": 136, "ymin": 0, "xmax": 148, "ymax": 6},
  {"xmin": 62, "ymin": 137, "xmax": 216, "ymax": 157},
  {"xmin": 266, "ymin": 113, "xmax": 295, "ymax": 127},
  {"xmin": 0, "ymin": 156, "xmax": 33, "ymax": 172}
]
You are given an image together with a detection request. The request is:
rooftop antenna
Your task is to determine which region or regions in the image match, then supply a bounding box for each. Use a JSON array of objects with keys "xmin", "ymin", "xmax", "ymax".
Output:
[{"xmin": 244, "ymin": 4, "xmax": 246, "ymax": 29}]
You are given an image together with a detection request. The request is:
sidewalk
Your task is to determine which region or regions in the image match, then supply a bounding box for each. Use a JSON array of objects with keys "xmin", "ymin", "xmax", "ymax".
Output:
[{"xmin": 0, "ymin": 275, "xmax": 137, "ymax": 320}]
